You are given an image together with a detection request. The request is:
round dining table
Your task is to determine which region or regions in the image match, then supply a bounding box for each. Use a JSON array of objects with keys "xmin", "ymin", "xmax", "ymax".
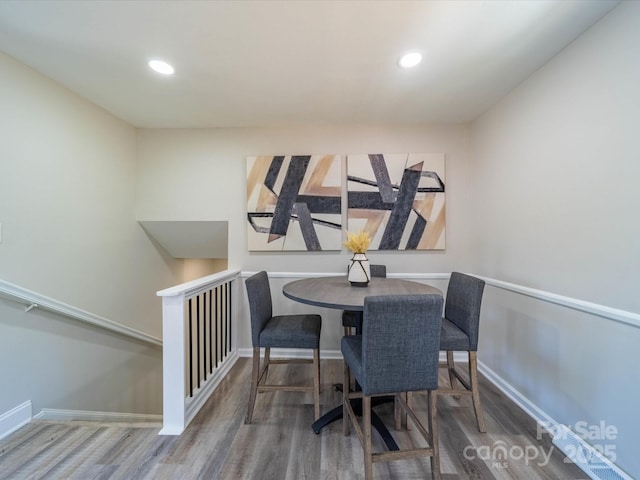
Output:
[
  {"xmin": 282, "ymin": 275, "xmax": 442, "ymax": 449},
  {"xmin": 283, "ymin": 275, "xmax": 442, "ymax": 311}
]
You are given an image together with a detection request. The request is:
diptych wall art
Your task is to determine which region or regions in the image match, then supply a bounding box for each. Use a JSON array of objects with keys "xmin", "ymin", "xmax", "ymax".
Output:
[
  {"xmin": 346, "ymin": 153, "xmax": 445, "ymax": 250},
  {"xmin": 246, "ymin": 155, "xmax": 342, "ymax": 251},
  {"xmin": 246, "ymin": 153, "xmax": 445, "ymax": 252}
]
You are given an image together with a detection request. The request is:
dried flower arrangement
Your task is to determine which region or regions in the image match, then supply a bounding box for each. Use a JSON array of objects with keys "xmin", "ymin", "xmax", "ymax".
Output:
[{"xmin": 343, "ymin": 229, "xmax": 371, "ymax": 254}]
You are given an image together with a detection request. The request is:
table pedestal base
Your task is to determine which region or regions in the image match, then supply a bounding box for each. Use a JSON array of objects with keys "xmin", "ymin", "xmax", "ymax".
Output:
[{"xmin": 311, "ymin": 396, "xmax": 399, "ymax": 451}]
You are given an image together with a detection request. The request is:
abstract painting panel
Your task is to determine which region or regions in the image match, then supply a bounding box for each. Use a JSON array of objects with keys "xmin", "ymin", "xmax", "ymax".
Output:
[
  {"xmin": 247, "ymin": 155, "xmax": 342, "ymax": 251},
  {"xmin": 346, "ymin": 153, "xmax": 445, "ymax": 250}
]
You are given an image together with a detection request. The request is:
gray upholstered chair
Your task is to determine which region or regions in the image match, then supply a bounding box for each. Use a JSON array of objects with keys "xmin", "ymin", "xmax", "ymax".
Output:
[
  {"xmin": 439, "ymin": 272, "xmax": 486, "ymax": 432},
  {"xmin": 342, "ymin": 264, "xmax": 386, "ymax": 335},
  {"xmin": 244, "ymin": 271, "xmax": 321, "ymax": 424},
  {"xmin": 341, "ymin": 294, "xmax": 443, "ymax": 480}
]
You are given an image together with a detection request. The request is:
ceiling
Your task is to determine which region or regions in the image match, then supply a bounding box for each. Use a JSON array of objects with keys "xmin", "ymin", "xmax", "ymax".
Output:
[{"xmin": 0, "ymin": 0, "xmax": 619, "ymax": 128}]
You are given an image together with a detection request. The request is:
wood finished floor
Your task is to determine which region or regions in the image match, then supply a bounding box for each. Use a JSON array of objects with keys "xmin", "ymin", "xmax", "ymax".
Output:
[{"xmin": 0, "ymin": 358, "xmax": 588, "ymax": 479}]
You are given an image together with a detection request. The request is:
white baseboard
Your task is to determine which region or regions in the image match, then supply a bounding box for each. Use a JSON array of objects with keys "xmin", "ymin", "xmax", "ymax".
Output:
[
  {"xmin": 238, "ymin": 347, "xmax": 344, "ymax": 360},
  {"xmin": 237, "ymin": 348, "xmax": 466, "ymax": 362},
  {"xmin": 0, "ymin": 400, "xmax": 32, "ymax": 440},
  {"xmin": 477, "ymin": 360, "xmax": 633, "ymax": 480},
  {"xmin": 33, "ymin": 408, "xmax": 162, "ymax": 424},
  {"xmin": 477, "ymin": 360, "xmax": 555, "ymax": 426},
  {"xmin": 551, "ymin": 424, "xmax": 633, "ymax": 480}
]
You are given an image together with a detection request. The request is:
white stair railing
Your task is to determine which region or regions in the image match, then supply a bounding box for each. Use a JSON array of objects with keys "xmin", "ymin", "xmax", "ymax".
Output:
[
  {"xmin": 157, "ymin": 269, "xmax": 240, "ymax": 435},
  {"xmin": 0, "ymin": 278, "xmax": 161, "ymax": 346}
]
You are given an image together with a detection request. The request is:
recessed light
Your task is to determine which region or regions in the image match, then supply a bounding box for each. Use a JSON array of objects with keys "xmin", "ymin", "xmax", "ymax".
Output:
[
  {"xmin": 148, "ymin": 60, "xmax": 175, "ymax": 75},
  {"xmin": 398, "ymin": 51, "xmax": 422, "ymax": 69}
]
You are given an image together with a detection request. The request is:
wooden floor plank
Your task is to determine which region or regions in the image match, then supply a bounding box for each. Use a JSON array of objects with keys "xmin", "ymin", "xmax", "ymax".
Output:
[
  {"xmin": 38, "ymin": 426, "xmax": 113, "ymax": 479},
  {"xmin": 0, "ymin": 358, "xmax": 589, "ymax": 479}
]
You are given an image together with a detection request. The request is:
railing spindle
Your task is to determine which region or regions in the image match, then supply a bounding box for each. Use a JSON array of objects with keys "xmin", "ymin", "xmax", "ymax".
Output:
[
  {"xmin": 203, "ymin": 290, "xmax": 208, "ymax": 380},
  {"xmin": 222, "ymin": 283, "xmax": 226, "ymax": 357},
  {"xmin": 208, "ymin": 288, "xmax": 213, "ymax": 374},
  {"xmin": 215, "ymin": 285, "xmax": 219, "ymax": 368},
  {"xmin": 188, "ymin": 298, "xmax": 193, "ymax": 397},
  {"xmin": 196, "ymin": 295, "xmax": 201, "ymax": 389},
  {"xmin": 228, "ymin": 282, "xmax": 232, "ymax": 355}
]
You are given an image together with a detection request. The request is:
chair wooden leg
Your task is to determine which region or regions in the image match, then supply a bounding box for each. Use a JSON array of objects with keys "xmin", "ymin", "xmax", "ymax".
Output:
[
  {"xmin": 428, "ymin": 390, "xmax": 441, "ymax": 480},
  {"xmin": 446, "ymin": 351, "xmax": 460, "ymax": 399},
  {"xmin": 263, "ymin": 347, "xmax": 271, "ymax": 380},
  {"xmin": 313, "ymin": 348, "xmax": 321, "ymax": 420},
  {"xmin": 363, "ymin": 395, "xmax": 373, "ymax": 480},
  {"xmin": 245, "ymin": 347, "xmax": 260, "ymax": 424},
  {"xmin": 469, "ymin": 352, "xmax": 486, "ymax": 432},
  {"xmin": 343, "ymin": 361, "xmax": 350, "ymax": 436},
  {"xmin": 394, "ymin": 393, "xmax": 403, "ymax": 430}
]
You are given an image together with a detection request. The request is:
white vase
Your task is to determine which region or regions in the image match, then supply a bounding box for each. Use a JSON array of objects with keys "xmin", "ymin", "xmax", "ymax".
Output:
[{"xmin": 348, "ymin": 253, "xmax": 371, "ymax": 287}]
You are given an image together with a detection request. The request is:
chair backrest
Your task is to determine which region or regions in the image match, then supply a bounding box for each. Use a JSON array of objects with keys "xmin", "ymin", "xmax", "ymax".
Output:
[
  {"xmin": 361, "ymin": 294, "xmax": 443, "ymax": 396},
  {"xmin": 444, "ymin": 272, "xmax": 485, "ymax": 351},
  {"xmin": 245, "ymin": 271, "xmax": 273, "ymax": 348},
  {"xmin": 370, "ymin": 264, "xmax": 386, "ymax": 278}
]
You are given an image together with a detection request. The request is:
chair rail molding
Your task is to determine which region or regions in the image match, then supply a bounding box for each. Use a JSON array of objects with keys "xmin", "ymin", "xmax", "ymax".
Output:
[
  {"xmin": 240, "ymin": 271, "xmax": 451, "ymax": 281},
  {"xmin": 239, "ymin": 271, "xmax": 638, "ymax": 328},
  {"xmin": 477, "ymin": 275, "xmax": 640, "ymax": 329},
  {"xmin": 0, "ymin": 278, "xmax": 162, "ymax": 346}
]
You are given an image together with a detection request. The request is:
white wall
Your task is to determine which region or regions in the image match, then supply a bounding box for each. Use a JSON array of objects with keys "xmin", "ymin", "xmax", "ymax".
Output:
[
  {"xmin": 0, "ymin": 50, "xmax": 182, "ymax": 337},
  {"xmin": 0, "ymin": 299, "xmax": 162, "ymax": 417},
  {"xmin": 183, "ymin": 258, "xmax": 228, "ymax": 281},
  {"xmin": 136, "ymin": 125, "xmax": 473, "ymax": 275},
  {"xmin": 136, "ymin": 125, "xmax": 473, "ymax": 350},
  {"xmin": 0, "ymin": 51, "xmax": 179, "ymax": 417},
  {"xmin": 471, "ymin": 2, "xmax": 640, "ymax": 477},
  {"xmin": 5, "ymin": 4, "xmax": 637, "ymax": 473}
]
